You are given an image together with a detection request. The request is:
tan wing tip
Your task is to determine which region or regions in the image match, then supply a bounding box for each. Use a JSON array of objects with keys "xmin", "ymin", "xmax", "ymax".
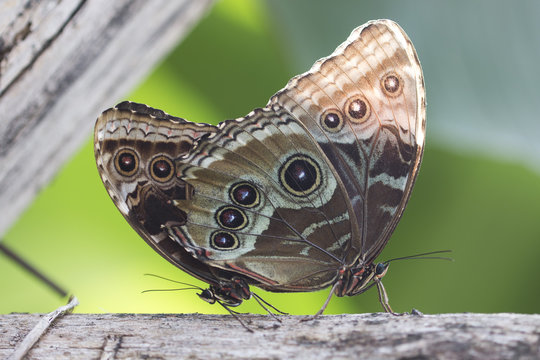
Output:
[
  {"xmin": 361, "ymin": 20, "xmax": 426, "ymax": 149},
  {"xmin": 268, "ymin": 19, "xmax": 422, "ymax": 105}
]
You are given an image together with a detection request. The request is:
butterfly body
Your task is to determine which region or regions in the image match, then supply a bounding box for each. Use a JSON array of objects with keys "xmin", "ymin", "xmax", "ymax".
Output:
[{"xmin": 94, "ymin": 19, "xmax": 425, "ymax": 314}]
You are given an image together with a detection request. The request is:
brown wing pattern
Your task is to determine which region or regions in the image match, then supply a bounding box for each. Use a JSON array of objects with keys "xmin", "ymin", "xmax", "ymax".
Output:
[
  {"xmin": 269, "ymin": 20, "xmax": 425, "ymax": 264},
  {"xmin": 169, "ymin": 106, "xmax": 356, "ymax": 291},
  {"xmin": 94, "ymin": 102, "xmax": 234, "ymax": 286},
  {"xmin": 93, "ymin": 19, "xmax": 425, "ymax": 298}
]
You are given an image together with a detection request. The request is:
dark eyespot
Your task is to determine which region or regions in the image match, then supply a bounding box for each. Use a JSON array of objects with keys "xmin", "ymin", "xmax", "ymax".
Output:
[
  {"xmin": 320, "ymin": 109, "xmax": 344, "ymax": 132},
  {"xmin": 149, "ymin": 155, "xmax": 174, "ymax": 182},
  {"xmin": 347, "ymin": 98, "xmax": 370, "ymax": 122},
  {"xmin": 382, "ymin": 72, "xmax": 403, "ymax": 96},
  {"xmin": 216, "ymin": 206, "xmax": 247, "ymax": 230},
  {"xmin": 114, "ymin": 149, "xmax": 139, "ymax": 177},
  {"xmin": 279, "ymin": 154, "xmax": 321, "ymax": 197},
  {"xmin": 211, "ymin": 231, "xmax": 239, "ymax": 250},
  {"xmin": 230, "ymin": 182, "xmax": 259, "ymax": 208}
]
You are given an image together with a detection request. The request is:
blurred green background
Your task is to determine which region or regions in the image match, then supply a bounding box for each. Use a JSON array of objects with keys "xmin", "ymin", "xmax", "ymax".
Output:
[{"xmin": 2, "ymin": 0, "xmax": 539, "ymax": 316}]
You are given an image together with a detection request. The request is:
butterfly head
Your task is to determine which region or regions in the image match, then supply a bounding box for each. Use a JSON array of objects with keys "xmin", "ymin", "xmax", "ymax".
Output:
[{"xmin": 374, "ymin": 262, "xmax": 389, "ymax": 279}]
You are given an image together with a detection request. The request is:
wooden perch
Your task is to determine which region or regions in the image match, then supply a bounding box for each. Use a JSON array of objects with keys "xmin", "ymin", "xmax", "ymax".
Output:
[
  {"xmin": 0, "ymin": 0, "xmax": 214, "ymax": 237},
  {"xmin": 1, "ymin": 312, "xmax": 539, "ymax": 359}
]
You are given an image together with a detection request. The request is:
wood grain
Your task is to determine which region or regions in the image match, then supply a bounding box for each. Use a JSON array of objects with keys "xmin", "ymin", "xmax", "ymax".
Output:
[
  {"xmin": 0, "ymin": 0, "xmax": 214, "ymax": 237},
  {"xmin": 1, "ymin": 313, "xmax": 539, "ymax": 359}
]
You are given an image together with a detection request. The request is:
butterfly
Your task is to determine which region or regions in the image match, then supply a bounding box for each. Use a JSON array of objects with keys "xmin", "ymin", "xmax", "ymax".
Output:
[{"xmin": 94, "ymin": 19, "xmax": 426, "ymax": 320}]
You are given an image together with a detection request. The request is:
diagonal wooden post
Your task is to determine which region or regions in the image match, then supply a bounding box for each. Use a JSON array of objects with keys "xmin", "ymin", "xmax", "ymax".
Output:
[{"xmin": 0, "ymin": 0, "xmax": 214, "ymax": 237}]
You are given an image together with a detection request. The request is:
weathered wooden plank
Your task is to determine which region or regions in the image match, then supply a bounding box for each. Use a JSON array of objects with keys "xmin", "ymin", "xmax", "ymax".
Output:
[
  {"xmin": 0, "ymin": 0, "xmax": 214, "ymax": 237},
  {"xmin": 1, "ymin": 313, "xmax": 539, "ymax": 359}
]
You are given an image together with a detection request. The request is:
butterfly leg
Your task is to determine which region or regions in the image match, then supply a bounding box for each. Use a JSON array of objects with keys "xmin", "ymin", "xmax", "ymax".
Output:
[
  {"xmin": 252, "ymin": 292, "xmax": 288, "ymax": 322},
  {"xmin": 216, "ymin": 301, "xmax": 254, "ymax": 333},
  {"xmin": 216, "ymin": 278, "xmax": 285, "ymax": 328},
  {"xmin": 375, "ymin": 279, "xmax": 403, "ymax": 316},
  {"xmin": 300, "ymin": 281, "xmax": 339, "ymax": 322}
]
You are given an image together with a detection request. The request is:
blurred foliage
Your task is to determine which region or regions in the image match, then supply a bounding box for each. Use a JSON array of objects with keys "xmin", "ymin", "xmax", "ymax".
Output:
[{"xmin": 1, "ymin": 0, "xmax": 539, "ymax": 316}]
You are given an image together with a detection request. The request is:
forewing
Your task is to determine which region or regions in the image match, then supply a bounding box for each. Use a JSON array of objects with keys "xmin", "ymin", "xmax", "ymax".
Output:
[{"xmin": 269, "ymin": 20, "xmax": 426, "ymax": 264}]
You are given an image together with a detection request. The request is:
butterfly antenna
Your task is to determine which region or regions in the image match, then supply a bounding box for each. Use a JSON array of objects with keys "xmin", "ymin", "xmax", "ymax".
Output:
[
  {"xmin": 142, "ymin": 273, "xmax": 204, "ymax": 293},
  {"xmin": 384, "ymin": 250, "xmax": 453, "ymax": 264},
  {"xmin": 141, "ymin": 287, "xmax": 202, "ymax": 293},
  {"xmin": 143, "ymin": 273, "xmax": 204, "ymax": 288}
]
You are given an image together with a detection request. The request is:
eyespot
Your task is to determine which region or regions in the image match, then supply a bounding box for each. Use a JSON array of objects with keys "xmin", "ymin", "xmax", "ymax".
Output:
[
  {"xmin": 114, "ymin": 149, "xmax": 139, "ymax": 177},
  {"xmin": 149, "ymin": 155, "xmax": 174, "ymax": 182},
  {"xmin": 230, "ymin": 182, "xmax": 259, "ymax": 208},
  {"xmin": 345, "ymin": 96, "xmax": 371, "ymax": 123},
  {"xmin": 210, "ymin": 231, "xmax": 239, "ymax": 250},
  {"xmin": 216, "ymin": 206, "xmax": 248, "ymax": 230},
  {"xmin": 279, "ymin": 154, "xmax": 321, "ymax": 197},
  {"xmin": 320, "ymin": 109, "xmax": 344, "ymax": 132},
  {"xmin": 381, "ymin": 72, "xmax": 403, "ymax": 97}
]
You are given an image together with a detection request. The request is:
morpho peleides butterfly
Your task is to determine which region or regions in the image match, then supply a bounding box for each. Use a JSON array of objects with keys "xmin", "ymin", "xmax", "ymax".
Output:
[{"xmin": 94, "ymin": 19, "xmax": 426, "ymax": 321}]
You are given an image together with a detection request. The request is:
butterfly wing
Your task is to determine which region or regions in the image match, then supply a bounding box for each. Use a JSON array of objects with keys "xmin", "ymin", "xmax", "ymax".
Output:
[
  {"xmin": 94, "ymin": 19, "xmax": 425, "ymax": 297},
  {"xmin": 269, "ymin": 19, "xmax": 426, "ymax": 265},
  {"xmin": 94, "ymin": 102, "xmax": 243, "ymax": 286},
  {"xmin": 168, "ymin": 106, "xmax": 357, "ymax": 291}
]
